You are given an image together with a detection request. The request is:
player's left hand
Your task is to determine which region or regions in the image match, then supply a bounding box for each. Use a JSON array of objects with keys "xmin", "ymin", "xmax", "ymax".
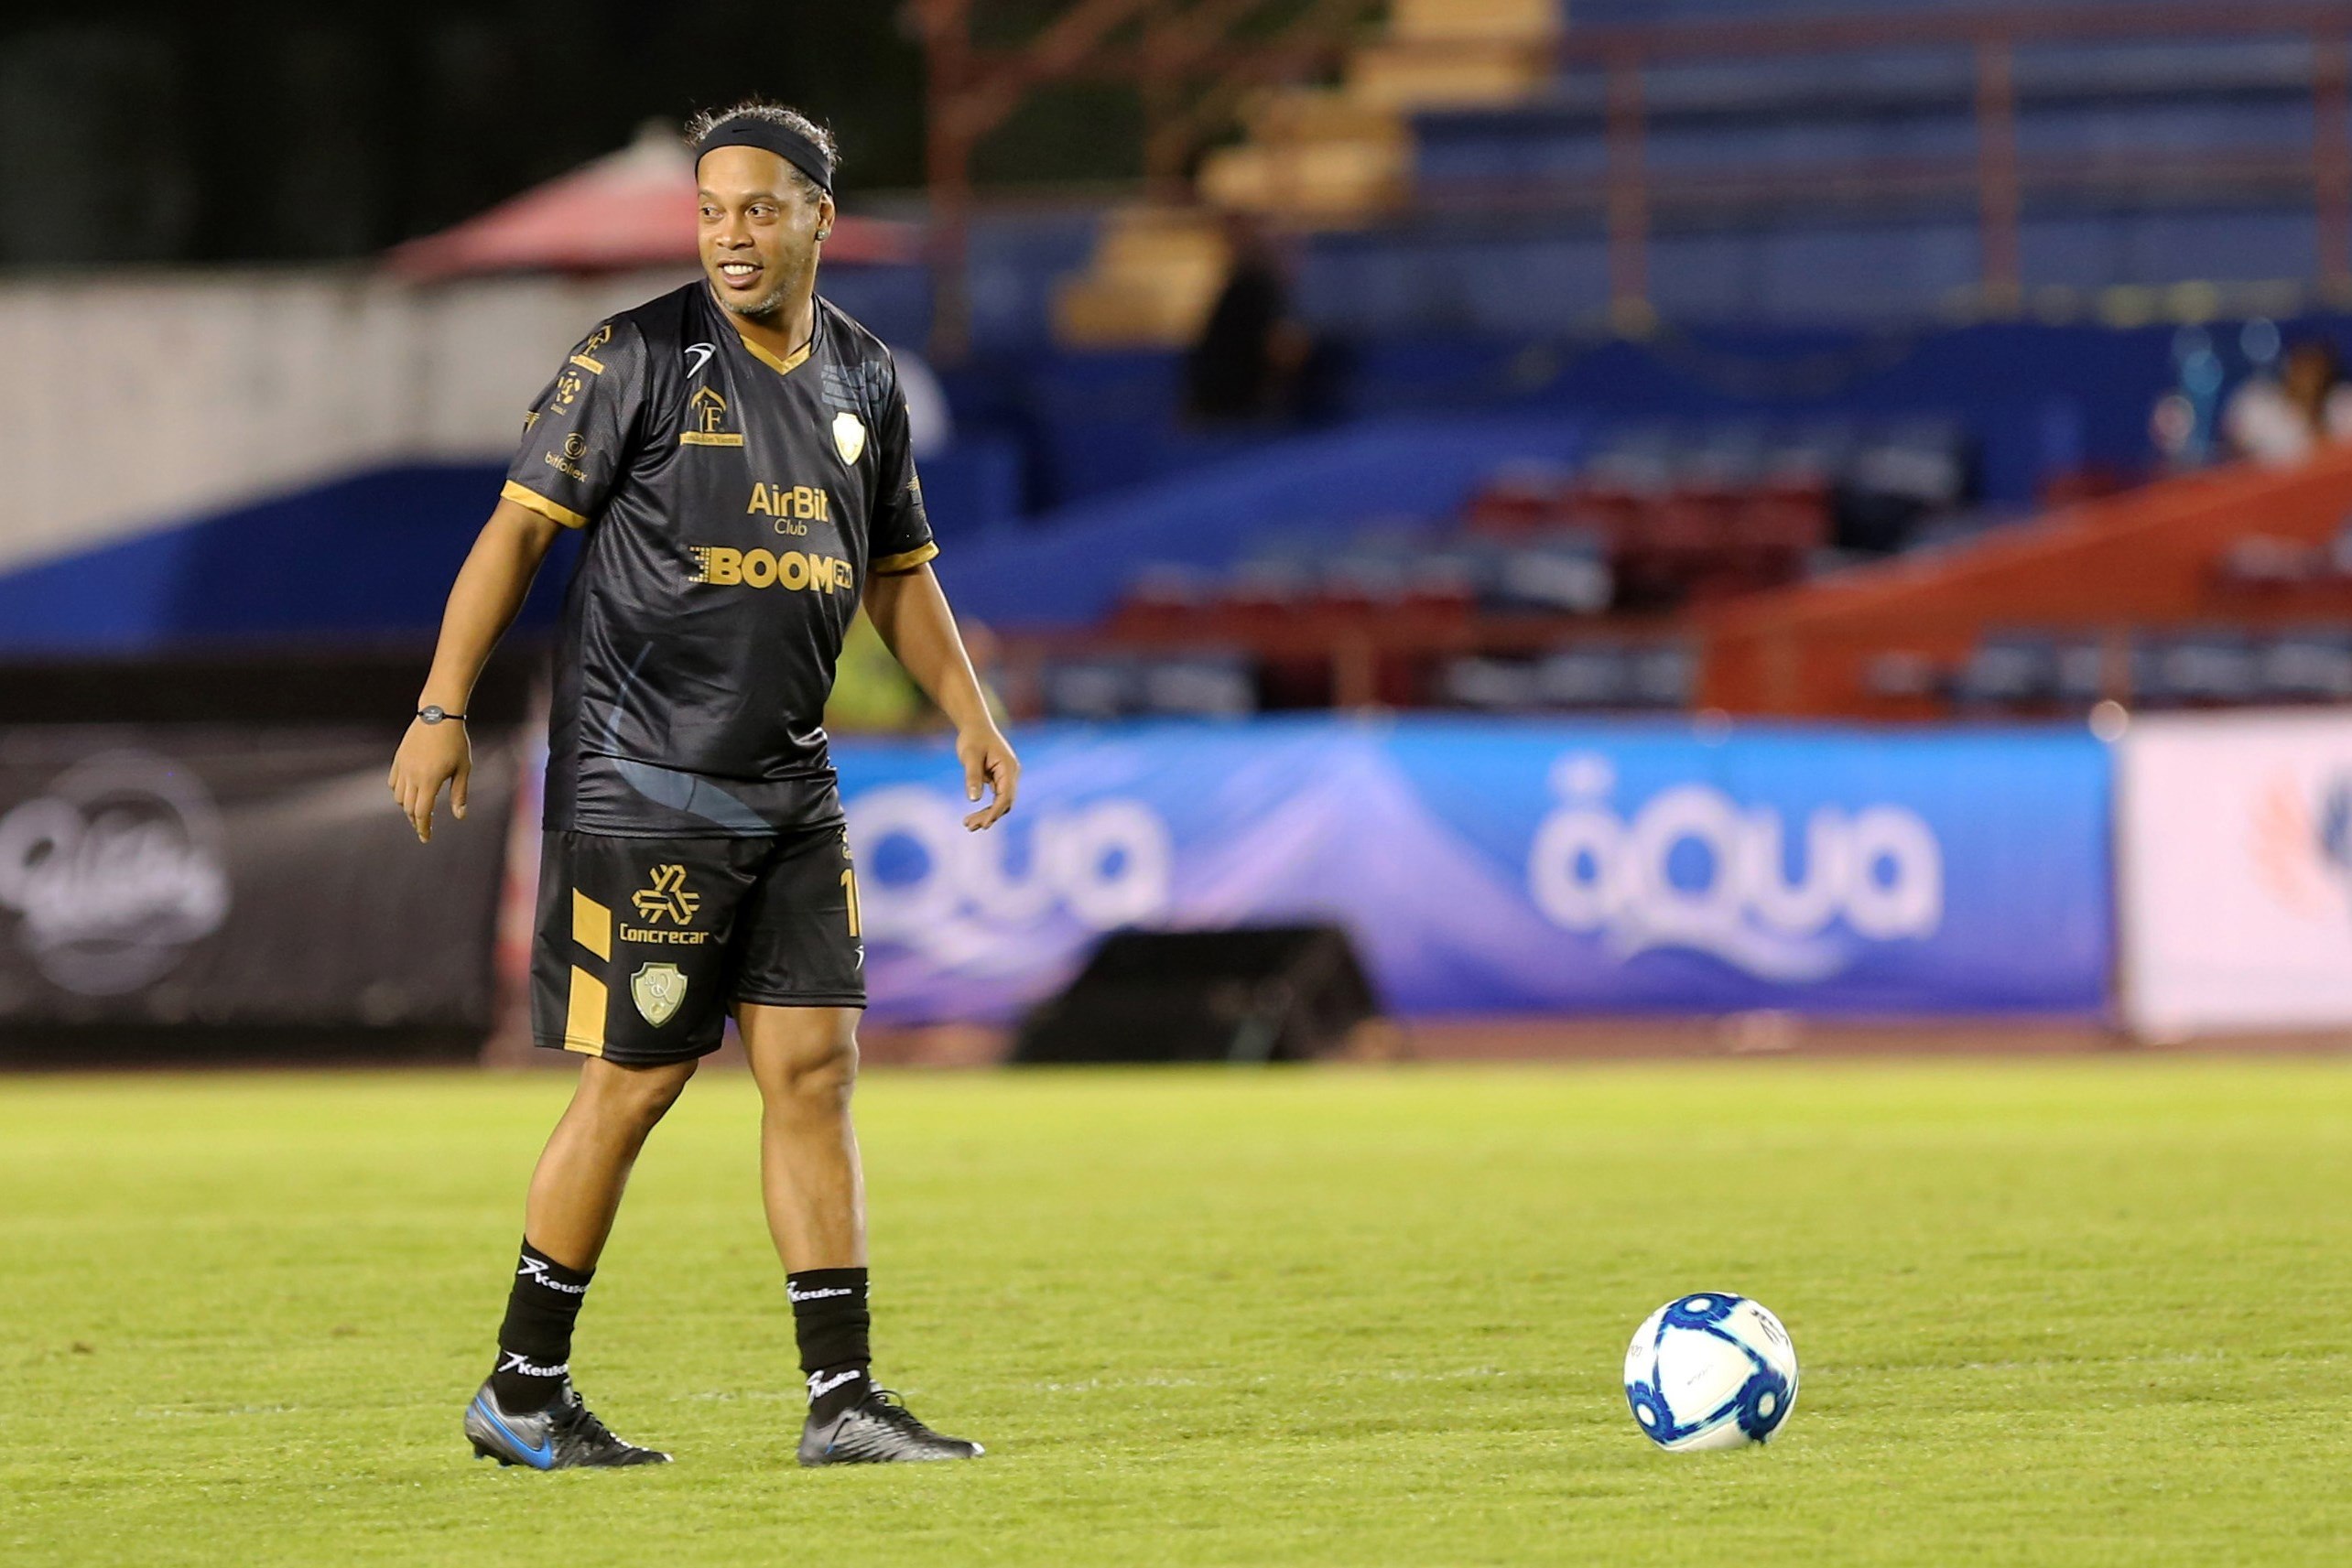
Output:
[{"xmin": 958, "ymin": 726, "xmax": 1020, "ymax": 831}]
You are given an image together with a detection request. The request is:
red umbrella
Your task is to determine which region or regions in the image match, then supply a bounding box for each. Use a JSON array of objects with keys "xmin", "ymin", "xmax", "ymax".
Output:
[{"xmin": 385, "ymin": 124, "xmax": 920, "ymax": 281}]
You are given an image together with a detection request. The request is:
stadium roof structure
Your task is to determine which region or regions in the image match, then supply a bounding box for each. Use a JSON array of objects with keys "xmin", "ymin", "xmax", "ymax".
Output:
[{"xmin": 385, "ymin": 123, "xmax": 920, "ymax": 282}]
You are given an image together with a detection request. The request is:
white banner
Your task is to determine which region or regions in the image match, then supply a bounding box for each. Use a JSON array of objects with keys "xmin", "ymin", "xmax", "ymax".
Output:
[{"xmin": 2119, "ymin": 710, "xmax": 2352, "ymax": 1040}]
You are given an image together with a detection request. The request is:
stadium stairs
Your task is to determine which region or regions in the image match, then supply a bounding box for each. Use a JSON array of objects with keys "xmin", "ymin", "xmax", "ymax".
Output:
[{"xmin": 1050, "ymin": 0, "xmax": 1562, "ymax": 350}]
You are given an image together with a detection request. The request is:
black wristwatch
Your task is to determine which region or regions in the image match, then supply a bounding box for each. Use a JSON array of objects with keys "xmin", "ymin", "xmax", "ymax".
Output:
[{"xmin": 417, "ymin": 706, "xmax": 467, "ymax": 725}]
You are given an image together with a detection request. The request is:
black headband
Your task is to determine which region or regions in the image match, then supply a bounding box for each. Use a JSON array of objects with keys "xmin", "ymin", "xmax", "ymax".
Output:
[{"xmin": 694, "ymin": 118, "xmax": 834, "ymax": 195}]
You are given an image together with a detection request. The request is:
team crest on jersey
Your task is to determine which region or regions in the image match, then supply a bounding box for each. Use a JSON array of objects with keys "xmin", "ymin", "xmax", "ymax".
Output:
[
  {"xmin": 631, "ymin": 962, "xmax": 688, "ymax": 1026},
  {"xmin": 832, "ymin": 411, "xmax": 867, "ymax": 465}
]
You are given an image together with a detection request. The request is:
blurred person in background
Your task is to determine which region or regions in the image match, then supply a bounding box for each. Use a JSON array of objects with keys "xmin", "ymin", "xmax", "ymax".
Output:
[
  {"xmin": 387, "ymin": 100, "xmax": 1017, "ymax": 1471},
  {"xmin": 2223, "ymin": 337, "xmax": 2352, "ymax": 468},
  {"xmin": 1183, "ymin": 212, "xmax": 1317, "ymax": 425}
]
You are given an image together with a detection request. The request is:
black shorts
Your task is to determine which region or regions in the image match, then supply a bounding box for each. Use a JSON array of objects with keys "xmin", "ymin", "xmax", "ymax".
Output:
[{"xmin": 531, "ymin": 827, "xmax": 865, "ymax": 1066}]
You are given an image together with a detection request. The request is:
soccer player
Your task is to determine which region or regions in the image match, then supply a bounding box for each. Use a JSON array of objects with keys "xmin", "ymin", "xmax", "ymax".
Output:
[{"xmin": 386, "ymin": 101, "xmax": 1018, "ymax": 1469}]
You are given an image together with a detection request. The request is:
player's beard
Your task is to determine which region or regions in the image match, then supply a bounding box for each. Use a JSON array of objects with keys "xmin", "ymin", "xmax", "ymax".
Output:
[{"xmin": 717, "ymin": 248, "xmax": 815, "ymax": 326}]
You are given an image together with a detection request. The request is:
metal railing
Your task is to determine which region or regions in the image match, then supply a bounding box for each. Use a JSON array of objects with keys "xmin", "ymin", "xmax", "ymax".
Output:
[
  {"xmin": 917, "ymin": 1, "xmax": 2352, "ymax": 353},
  {"xmin": 1549, "ymin": 2, "xmax": 2352, "ymax": 329}
]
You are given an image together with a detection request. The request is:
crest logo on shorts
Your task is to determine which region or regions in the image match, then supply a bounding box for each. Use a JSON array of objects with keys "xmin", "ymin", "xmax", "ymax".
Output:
[
  {"xmin": 631, "ymin": 962, "xmax": 688, "ymax": 1027},
  {"xmin": 832, "ymin": 411, "xmax": 866, "ymax": 465},
  {"xmin": 632, "ymin": 864, "xmax": 700, "ymax": 925}
]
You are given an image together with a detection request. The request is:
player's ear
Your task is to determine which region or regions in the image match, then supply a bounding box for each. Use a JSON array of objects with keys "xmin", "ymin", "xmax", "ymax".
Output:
[{"xmin": 816, "ymin": 193, "xmax": 836, "ymax": 242}]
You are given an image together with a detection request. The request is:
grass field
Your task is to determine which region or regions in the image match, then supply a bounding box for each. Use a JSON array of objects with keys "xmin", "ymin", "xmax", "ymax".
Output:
[{"xmin": 5, "ymin": 1057, "xmax": 2351, "ymax": 1566}]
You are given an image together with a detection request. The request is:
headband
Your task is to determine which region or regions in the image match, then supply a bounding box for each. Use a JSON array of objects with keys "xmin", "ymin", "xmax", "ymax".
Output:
[{"xmin": 694, "ymin": 118, "xmax": 834, "ymax": 195}]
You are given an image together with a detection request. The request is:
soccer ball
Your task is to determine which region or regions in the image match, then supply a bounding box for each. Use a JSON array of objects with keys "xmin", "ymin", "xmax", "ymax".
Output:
[{"xmin": 1622, "ymin": 1292, "xmax": 1798, "ymax": 1451}]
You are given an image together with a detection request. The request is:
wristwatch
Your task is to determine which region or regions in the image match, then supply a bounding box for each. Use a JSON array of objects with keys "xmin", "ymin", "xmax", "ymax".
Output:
[{"xmin": 417, "ymin": 706, "xmax": 467, "ymax": 725}]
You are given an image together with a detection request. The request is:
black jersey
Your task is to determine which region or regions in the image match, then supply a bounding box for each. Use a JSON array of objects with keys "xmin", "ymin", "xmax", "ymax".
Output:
[{"xmin": 502, "ymin": 283, "xmax": 938, "ymax": 838}]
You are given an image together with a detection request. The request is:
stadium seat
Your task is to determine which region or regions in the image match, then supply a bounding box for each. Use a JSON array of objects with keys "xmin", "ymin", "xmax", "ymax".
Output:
[
  {"xmin": 1954, "ymin": 632, "xmax": 2106, "ymax": 711},
  {"xmin": 2256, "ymin": 630, "xmax": 2352, "ymax": 704},
  {"xmin": 1040, "ymin": 659, "xmax": 1141, "ymax": 722},
  {"xmin": 2131, "ymin": 630, "xmax": 2263, "ymax": 708}
]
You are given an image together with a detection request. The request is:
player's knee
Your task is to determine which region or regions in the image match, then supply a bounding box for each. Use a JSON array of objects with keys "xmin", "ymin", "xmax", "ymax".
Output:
[
  {"xmin": 584, "ymin": 1059, "xmax": 696, "ymax": 1136},
  {"xmin": 763, "ymin": 1031, "xmax": 858, "ymax": 1115}
]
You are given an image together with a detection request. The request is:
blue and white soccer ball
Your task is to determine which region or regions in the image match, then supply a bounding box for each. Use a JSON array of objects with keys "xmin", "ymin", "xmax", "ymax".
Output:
[{"xmin": 1623, "ymin": 1292, "xmax": 1798, "ymax": 1451}]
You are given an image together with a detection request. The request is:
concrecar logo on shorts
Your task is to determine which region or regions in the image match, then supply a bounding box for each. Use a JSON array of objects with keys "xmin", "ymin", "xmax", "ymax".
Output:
[
  {"xmin": 845, "ymin": 786, "xmax": 1172, "ymax": 957},
  {"xmin": 1525, "ymin": 753, "xmax": 1943, "ymax": 981},
  {"xmin": 623, "ymin": 864, "xmax": 710, "ymax": 946}
]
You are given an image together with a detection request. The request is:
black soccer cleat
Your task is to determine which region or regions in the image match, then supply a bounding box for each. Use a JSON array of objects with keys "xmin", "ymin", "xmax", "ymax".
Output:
[
  {"xmin": 797, "ymin": 1388, "xmax": 985, "ymax": 1465},
  {"xmin": 464, "ymin": 1379, "xmax": 672, "ymax": 1470}
]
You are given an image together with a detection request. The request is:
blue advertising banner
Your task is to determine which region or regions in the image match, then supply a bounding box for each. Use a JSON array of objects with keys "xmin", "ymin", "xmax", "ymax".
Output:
[{"xmin": 832, "ymin": 718, "xmax": 2113, "ymax": 1023}]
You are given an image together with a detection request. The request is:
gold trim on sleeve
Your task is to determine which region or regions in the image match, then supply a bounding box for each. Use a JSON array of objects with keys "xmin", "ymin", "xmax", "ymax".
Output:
[
  {"xmin": 871, "ymin": 542, "xmax": 939, "ymax": 574},
  {"xmin": 501, "ymin": 480, "xmax": 590, "ymax": 529},
  {"xmin": 569, "ymin": 352, "xmax": 605, "ymax": 374}
]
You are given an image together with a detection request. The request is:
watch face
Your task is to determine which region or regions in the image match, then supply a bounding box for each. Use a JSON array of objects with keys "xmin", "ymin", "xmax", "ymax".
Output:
[{"xmin": 420, "ymin": 706, "xmax": 447, "ymax": 723}]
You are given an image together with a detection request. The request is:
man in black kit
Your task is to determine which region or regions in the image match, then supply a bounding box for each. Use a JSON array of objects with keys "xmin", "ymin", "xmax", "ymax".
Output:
[{"xmin": 388, "ymin": 101, "xmax": 1018, "ymax": 1469}]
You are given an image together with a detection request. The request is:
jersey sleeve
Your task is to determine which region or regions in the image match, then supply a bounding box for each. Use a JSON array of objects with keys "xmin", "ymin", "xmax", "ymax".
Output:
[
  {"xmin": 867, "ymin": 352, "xmax": 938, "ymax": 574},
  {"xmin": 502, "ymin": 319, "xmax": 650, "ymax": 529}
]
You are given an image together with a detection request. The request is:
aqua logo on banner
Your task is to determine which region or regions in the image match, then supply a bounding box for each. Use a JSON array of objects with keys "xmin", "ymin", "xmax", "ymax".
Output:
[
  {"xmin": 848, "ymin": 784, "xmax": 1173, "ymax": 958},
  {"xmin": 833, "ymin": 719, "xmax": 2109, "ymax": 1022},
  {"xmin": 1526, "ymin": 754, "xmax": 1942, "ymax": 981}
]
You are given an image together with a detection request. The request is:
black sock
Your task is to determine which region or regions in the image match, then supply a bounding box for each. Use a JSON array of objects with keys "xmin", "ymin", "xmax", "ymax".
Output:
[
  {"xmin": 490, "ymin": 1239, "xmax": 592, "ymax": 1411},
  {"xmin": 788, "ymin": 1267, "xmax": 872, "ymax": 1422}
]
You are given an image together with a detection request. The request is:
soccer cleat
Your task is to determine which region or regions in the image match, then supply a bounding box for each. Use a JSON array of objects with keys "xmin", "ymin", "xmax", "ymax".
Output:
[
  {"xmin": 464, "ymin": 1379, "xmax": 672, "ymax": 1470},
  {"xmin": 797, "ymin": 1387, "xmax": 985, "ymax": 1465}
]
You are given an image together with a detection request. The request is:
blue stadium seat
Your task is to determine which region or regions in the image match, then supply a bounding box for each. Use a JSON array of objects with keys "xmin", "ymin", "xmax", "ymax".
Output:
[
  {"xmin": 1625, "ymin": 643, "xmax": 1698, "ymax": 708},
  {"xmin": 1954, "ymin": 632, "xmax": 2105, "ymax": 709},
  {"xmin": 1441, "ymin": 655, "xmax": 1541, "ymax": 711},
  {"xmin": 1534, "ymin": 646, "xmax": 1636, "ymax": 708},
  {"xmin": 1138, "ymin": 655, "xmax": 1258, "ymax": 719},
  {"xmin": 2131, "ymin": 630, "xmax": 2264, "ymax": 708},
  {"xmin": 1489, "ymin": 540, "xmax": 1613, "ymax": 614},
  {"xmin": 1040, "ymin": 659, "xmax": 1139, "ymax": 722},
  {"xmin": 2257, "ymin": 630, "xmax": 2352, "ymax": 703}
]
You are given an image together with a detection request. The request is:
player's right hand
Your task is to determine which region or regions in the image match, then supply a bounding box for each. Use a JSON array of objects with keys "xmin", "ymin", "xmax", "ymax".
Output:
[{"xmin": 388, "ymin": 719, "xmax": 472, "ymax": 843}]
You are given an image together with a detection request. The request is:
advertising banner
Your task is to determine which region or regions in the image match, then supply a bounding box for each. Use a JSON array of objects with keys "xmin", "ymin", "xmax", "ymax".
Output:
[
  {"xmin": 2119, "ymin": 710, "xmax": 2352, "ymax": 1040},
  {"xmin": 833, "ymin": 718, "xmax": 2112, "ymax": 1023},
  {"xmin": 0, "ymin": 728, "xmax": 516, "ymax": 1035}
]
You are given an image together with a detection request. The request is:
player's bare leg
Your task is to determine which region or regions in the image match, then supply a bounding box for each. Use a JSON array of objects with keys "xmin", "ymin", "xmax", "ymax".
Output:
[
  {"xmin": 525, "ymin": 1057, "xmax": 699, "ymax": 1269},
  {"xmin": 739, "ymin": 1003, "xmax": 865, "ymax": 1270},
  {"xmin": 462, "ymin": 1057, "xmax": 695, "ymax": 1470},
  {"xmin": 738, "ymin": 1002, "xmax": 981, "ymax": 1463}
]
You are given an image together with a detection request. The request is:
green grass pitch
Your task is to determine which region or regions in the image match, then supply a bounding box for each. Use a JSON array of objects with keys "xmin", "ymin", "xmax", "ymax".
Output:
[{"xmin": 5, "ymin": 1057, "xmax": 2351, "ymax": 1565}]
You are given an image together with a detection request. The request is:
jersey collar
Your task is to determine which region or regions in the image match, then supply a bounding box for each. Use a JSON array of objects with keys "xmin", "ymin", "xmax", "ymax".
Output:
[{"xmin": 708, "ymin": 284, "xmax": 820, "ymax": 378}]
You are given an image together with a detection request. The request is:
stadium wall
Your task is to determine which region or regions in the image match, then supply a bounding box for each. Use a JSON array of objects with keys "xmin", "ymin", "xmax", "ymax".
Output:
[{"xmin": 0, "ymin": 266, "xmax": 945, "ymax": 611}]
